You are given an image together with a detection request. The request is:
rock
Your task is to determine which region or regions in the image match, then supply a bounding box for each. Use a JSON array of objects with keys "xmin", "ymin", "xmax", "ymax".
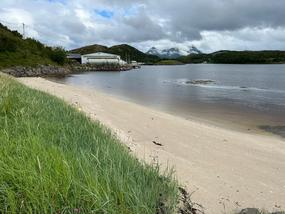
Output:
[
  {"xmin": 68, "ymin": 64, "xmax": 133, "ymax": 73},
  {"xmin": 152, "ymin": 141, "xmax": 163, "ymax": 146},
  {"xmin": 239, "ymin": 208, "xmax": 261, "ymax": 214},
  {"xmin": 185, "ymin": 79, "xmax": 215, "ymax": 85},
  {"xmin": 1, "ymin": 65, "xmax": 71, "ymax": 77}
]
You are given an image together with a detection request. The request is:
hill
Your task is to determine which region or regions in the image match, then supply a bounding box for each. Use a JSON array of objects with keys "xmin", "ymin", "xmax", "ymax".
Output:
[
  {"xmin": 156, "ymin": 59, "xmax": 184, "ymax": 65},
  {"xmin": 178, "ymin": 50, "xmax": 285, "ymax": 64},
  {"xmin": 70, "ymin": 44, "xmax": 108, "ymax": 55},
  {"xmin": 178, "ymin": 54, "xmax": 210, "ymax": 64},
  {"xmin": 70, "ymin": 44, "xmax": 160, "ymax": 64},
  {"xmin": 210, "ymin": 50, "xmax": 285, "ymax": 64},
  {"xmin": 0, "ymin": 23, "xmax": 66, "ymax": 69}
]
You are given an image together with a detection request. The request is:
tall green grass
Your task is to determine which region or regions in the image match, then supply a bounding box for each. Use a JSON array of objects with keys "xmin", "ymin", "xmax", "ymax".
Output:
[{"xmin": 0, "ymin": 74, "xmax": 178, "ymax": 213}]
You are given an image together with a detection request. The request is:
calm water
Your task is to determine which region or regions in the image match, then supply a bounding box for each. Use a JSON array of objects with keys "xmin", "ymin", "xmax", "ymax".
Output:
[{"xmin": 50, "ymin": 64, "xmax": 285, "ymax": 135}]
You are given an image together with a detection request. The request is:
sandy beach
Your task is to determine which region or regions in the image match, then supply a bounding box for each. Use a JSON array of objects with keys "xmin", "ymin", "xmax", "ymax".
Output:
[{"xmin": 18, "ymin": 77, "xmax": 285, "ymax": 214}]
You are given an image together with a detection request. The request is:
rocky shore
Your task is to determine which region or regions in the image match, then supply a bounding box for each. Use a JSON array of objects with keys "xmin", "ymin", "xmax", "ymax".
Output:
[
  {"xmin": 70, "ymin": 64, "xmax": 133, "ymax": 72},
  {"xmin": 1, "ymin": 65, "xmax": 71, "ymax": 77},
  {"xmin": 0, "ymin": 63, "xmax": 134, "ymax": 78}
]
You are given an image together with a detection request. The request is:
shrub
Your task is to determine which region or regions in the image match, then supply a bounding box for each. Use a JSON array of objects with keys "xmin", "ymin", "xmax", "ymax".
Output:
[{"xmin": 48, "ymin": 47, "xmax": 66, "ymax": 65}]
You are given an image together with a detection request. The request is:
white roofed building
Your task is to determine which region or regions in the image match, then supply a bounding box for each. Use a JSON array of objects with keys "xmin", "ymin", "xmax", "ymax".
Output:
[{"xmin": 81, "ymin": 52, "xmax": 126, "ymax": 65}]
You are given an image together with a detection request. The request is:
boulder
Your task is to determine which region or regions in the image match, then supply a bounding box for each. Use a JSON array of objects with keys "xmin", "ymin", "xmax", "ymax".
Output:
[{"xmin": 239, "ymin": 208, "xmax": 261, "ymax": 214}]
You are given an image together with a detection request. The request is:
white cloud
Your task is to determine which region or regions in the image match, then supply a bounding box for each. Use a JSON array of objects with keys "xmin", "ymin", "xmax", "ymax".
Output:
[{"xmin": 0, "ymin": 0, "xmax": 285, "ymax": 53}]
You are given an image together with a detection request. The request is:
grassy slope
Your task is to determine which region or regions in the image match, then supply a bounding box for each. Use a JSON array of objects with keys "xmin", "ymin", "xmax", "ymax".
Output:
[
  {"xmin": 0, "ymin": 23, "xmax": 65, "ymax": 69},
  {"xmin": 0, "ymin": 74, "xmax": 178, "ymax": 213}
]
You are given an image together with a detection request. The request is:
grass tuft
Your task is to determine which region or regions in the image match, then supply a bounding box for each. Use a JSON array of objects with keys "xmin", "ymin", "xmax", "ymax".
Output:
[{"xmin": 0, "ymin": 74, "xmax": 179, "ymax": 213}]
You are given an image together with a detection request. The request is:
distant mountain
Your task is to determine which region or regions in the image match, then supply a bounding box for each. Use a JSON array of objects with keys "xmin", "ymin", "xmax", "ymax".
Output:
[
  {"xmin": 146, "ymin": 46, "xmax": 202, "ymax": 59},
  {"xmin": 70, "ymin": 44, "xmax": 285, "ymax": 65},
  {"xmin": 70, "ymin": 44, "xmax": 159, "ymax": 63},
  {"xmin": 188, "ymin": 46, "xmax": 203, "ymax": 55},
  {"xmin": 108, "ymin": 44, "xmax": 159, "ymax": 63}
]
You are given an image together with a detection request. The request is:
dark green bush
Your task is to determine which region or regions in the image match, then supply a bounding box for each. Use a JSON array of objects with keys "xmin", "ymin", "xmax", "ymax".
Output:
[
  {"xmin": 48, "ymin": 47, "xmax": 66, "ymax": 65},
  {"xmin": 0, "ymin": 37, "xmax": 17, "ymax": 52}
]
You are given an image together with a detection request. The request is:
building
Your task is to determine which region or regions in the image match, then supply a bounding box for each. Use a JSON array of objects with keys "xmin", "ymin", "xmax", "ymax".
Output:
[
  {"xmin": 67, "ymin": 53, "xmax": 82, "ymax": 63},
  {"xmin": 81, "ymin": 52, "xmax": 126, "ymax": 65},
  {"xmin": 130, "ymin": 60, "xmax": 141, "ymax": 68}
]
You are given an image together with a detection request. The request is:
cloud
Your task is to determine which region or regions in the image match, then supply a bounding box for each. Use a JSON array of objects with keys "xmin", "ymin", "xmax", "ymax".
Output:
[{"xmin": 0, "ymin": 0, "xmax": 285, "ymax": 52}]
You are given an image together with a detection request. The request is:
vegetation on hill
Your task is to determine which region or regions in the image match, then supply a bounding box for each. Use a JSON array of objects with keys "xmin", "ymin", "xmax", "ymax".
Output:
[
  {"xmin": 178, "ymin": 51, "xmax": 285, "ymax": 64},
  {"xmin": 70, "ymin": 44, "xmax": 108, "ymax": 55},
  {"xmin": 70, "ymin": 44, "xmax": 160, "ymax": 64},
  {"xmin": 0, "ymin": 74, "xmax": 179, "ymax": 213},
  {"xmin": 156, "ymin": 59, "xmax": 184, "ymax": 65},
  {"xmin": 0, "ymin": 23, "xmax": 66, "ymax": 69},
  {"xmin": 108, "ymin": 44, "xmax": 160, "ymax": 63},
  {"xmin": 210, "ymin": 51, "xmax": 285, "ymax": 64},
  {"xmin": 178, "ymin": 54, "xmax": 210, "ymax": 64}
]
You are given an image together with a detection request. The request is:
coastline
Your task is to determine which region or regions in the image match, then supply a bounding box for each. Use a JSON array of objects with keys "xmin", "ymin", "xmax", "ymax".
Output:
[
  {"xmin": 49, "ymin": 76, "xmax": 283, "ymax": 139},
  {"xmin": 47, "ymin": 64, "xmax": 285, "ymax": 140},
  {"xmin": 18, "ymin": 77, "xmax": 285, "ymax": 214}
]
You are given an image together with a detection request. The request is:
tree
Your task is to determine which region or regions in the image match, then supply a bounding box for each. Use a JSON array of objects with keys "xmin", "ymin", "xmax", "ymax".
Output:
[{"xmin": 49, "ymin": 47, "xmax": 66, "ymax": 65}]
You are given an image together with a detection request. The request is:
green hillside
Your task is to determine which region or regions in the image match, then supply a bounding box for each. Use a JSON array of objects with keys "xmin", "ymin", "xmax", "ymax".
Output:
[
  {"xmin": 210, "ymin": 50, "xmax": 285, "ymax": 64},
  {"xmin": 109, "ymin": 44, "xmax": 160, "ymax": 63},
  {"xmin": 70, "ymin": 44, "xmax": 160, "ymax": 64},
  {"xmin": 0, "ymin": 23, "xmax": 66, "ymax": 69},
  {"xmin": 178, "ymin": 54, "xmax": 210, "ymax": 64},
  {"xmin": 156, "ymin": 59, "xmax": 184, "ymax": 65},
  {"xmin": 178, "ymin": 51, "xmax": 285, "ymax": 64},
  {"xmin": 70, "ymin": 44, "xmax": 108, "ymax": 55}
]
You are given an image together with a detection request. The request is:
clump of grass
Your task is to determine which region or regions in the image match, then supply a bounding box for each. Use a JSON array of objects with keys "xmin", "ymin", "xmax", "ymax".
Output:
[{"xmin": 0, "ymin": 74, "xmax": 179, "ymax": 213}]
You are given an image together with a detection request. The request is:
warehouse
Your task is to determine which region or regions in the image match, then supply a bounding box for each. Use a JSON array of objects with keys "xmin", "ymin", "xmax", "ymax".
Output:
[{"xmin": 81, "ymin": 52, "xmax": 126, "ymax": 65}]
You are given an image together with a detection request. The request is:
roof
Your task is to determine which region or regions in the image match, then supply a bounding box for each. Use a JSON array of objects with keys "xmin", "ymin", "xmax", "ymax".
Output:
[
  {"xmin": 82, "ymin": 52, "xmax": 119, "ymax": 57},
  {"xmin": 67, "ymin": 53, "xmax": 81, "ymax": 59}
]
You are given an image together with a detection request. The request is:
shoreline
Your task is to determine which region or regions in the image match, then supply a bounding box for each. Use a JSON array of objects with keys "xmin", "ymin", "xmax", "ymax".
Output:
[
  {"xmin": 18, "ymin": 77, "xmax": 285, "ymax": 214},
  {"xmin": 47, "ymin": 67, "xmax": 285, "ymax": 140},
  {"xmin": 49, "ymin": 79, "xmax": 285, "ymax": 140}
]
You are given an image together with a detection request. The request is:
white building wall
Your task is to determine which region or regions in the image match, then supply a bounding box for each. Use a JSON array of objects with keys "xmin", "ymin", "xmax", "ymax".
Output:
[
  {"xmin": 83, "ymin": 58, "xmax": 120, "ymax": 64},
  {"xmin": 81, "ymin": 53, "xmax": 122, "ymax": 65},
  {"xmin": 119, "ymin": 60, "xmax": 127, "ymax": 65}
]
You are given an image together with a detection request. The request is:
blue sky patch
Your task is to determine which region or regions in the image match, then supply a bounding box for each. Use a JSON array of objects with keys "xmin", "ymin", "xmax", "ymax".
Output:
[
  {"xmin": 123, "ymin": 5, "xmax": 140, "ymax": 17},
  {"xmin": 95, "ymin": 9, "xmax": 114, "ymax": 19},
  {"xmin": 47, "ymin": 0, "xmax": 67, "ymax": 4}
]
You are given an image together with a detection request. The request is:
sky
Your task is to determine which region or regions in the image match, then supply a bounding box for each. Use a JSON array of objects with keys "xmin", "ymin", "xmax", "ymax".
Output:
[{"xmin": 1, "ymin": 0, "xmax": 285, "ymax": 53}]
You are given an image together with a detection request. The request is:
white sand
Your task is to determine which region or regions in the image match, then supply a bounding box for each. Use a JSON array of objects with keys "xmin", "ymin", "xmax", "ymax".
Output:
[{"xmin": 18, "ymin": 77, "xmax": 285, "ymax": 214}]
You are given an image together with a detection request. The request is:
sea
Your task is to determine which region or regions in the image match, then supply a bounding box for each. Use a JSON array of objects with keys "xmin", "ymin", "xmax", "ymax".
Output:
[{"xmin": 49, "ymin": 64, "xmax": 285, "ymax": 137}]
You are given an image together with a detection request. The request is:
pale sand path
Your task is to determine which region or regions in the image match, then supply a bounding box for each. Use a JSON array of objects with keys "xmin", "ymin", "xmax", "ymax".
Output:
[{"xmin": 18, "ymin": 77, "xmax": 285, "ymax": 214}]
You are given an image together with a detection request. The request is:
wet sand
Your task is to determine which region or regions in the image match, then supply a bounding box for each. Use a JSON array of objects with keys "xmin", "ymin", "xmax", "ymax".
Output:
[
  {"xmin": 18, "ymin": 77, "xmax": 285, "ymax": 214},
  {"xmin": 163, "ymin": 102, "xmax": 285, "ymax": 139}
]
